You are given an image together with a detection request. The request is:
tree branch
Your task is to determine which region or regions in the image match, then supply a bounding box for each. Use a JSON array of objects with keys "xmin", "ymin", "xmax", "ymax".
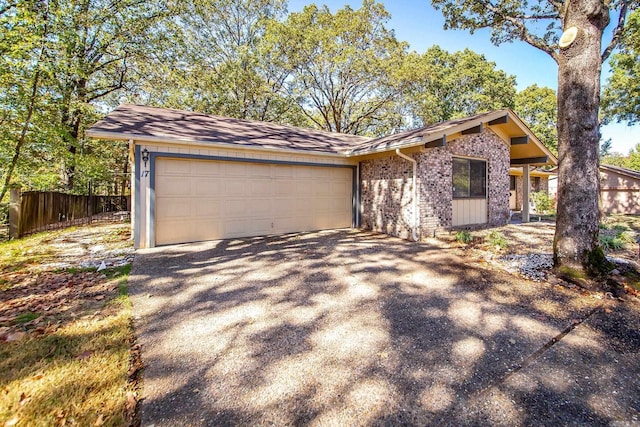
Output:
[
  {"xmin": 601, "ymin": 2, "xmax": 629, "ymax": 62},
  {"xmin": 485, "ymin": 1, "xmax": 559, "ymax": 62}
]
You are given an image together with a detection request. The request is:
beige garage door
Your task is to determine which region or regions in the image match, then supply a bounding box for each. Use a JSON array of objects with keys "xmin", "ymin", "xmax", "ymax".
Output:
[{"xmin": 154, "ymin": 158, "xmax": 353, "ymax": 245}]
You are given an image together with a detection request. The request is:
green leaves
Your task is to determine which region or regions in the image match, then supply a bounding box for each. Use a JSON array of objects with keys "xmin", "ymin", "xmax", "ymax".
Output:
[
  {"xmin": 602, "ymin": 9, "xmax": 640, "ymax": 125},
  {"xmin": 403, "ymin": 47, "xmax": 516, "ymax": 126},
  {"xmin": 515, "ymin": 84, "xmax": 558, "ymax": 155},
  {"xmin": 265, "ymin": 1, "xmax": 407, "ymax": 135}
]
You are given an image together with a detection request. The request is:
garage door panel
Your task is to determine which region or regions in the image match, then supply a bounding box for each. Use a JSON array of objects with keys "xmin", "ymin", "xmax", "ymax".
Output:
[
  {"xmin": 226, "ymin": 180, "xmax": 248, "ymax": 196},
  {"xmin": 195, "ymin": 201, "xmax": 222, "ymax": 218},
  {"xmin": 193, "ymin": 161, "xmax": 221, "ymax": 176},
  {"xmin": 158, "ymin": 159, "xmax": 191, "ymax": 175},
  {"xmin": 250, "ymin": 179, "xmax": 273, "ymax": 196},
  {"xmin": 156, "ymin": 199, "xmax": 192, "ymax": 219},
  {"xmin": 251, "ymin": 164, "xmax": 272, "ymax": 178},
  {"xmin": 224, "ymin": 162, "xmax": 249, "ymax": 177},
  {"xmin": 274, "ymin": 166, "xmax": 293, "ymax": 178},
  {"xmin": 155, "ymin": 158, "xmax": 352, "ymax": 246},
  {"xmin": 274, "ymin": 179, "xmax": 295, "ymax": 195},
  {"xmin": 225, "ymin": 199, "xmax": 251, "ymax": 218},
  {"xmin": 195, "ymin": 179, "xmax": 221, "ymax": 196},
  {"xmin": 293, "ymin": 168, "xmax": 313, "ymax": 178},
  {"xmin": 249, "ymin": 198, "xmax": 272, "ymax": 217},
  {"xmin": 156, "ymin": 177, "xmax": 192, "ymax": 196}
]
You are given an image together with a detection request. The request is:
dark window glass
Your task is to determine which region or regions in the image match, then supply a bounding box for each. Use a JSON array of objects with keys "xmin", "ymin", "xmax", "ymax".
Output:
[
  {"xmin": 453, "ymin": 158, "xmax": 486, "ymax": 198},
  {"xmin": 453, "ymin": 158, "xmax": 470, "ymax": 197},
  {"xmin": 510, "ymin": 175, "xmax": 516, "ymax": 191}
]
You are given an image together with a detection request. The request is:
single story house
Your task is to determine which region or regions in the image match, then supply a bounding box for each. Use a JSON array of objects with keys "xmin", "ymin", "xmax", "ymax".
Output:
[
  {"xmin": 599, "ymin": 164, "xmax": 640, "ymax": 215},
  {"xmin": 87, "ymin": 104, "xmax": 557, "ymax": 248}
]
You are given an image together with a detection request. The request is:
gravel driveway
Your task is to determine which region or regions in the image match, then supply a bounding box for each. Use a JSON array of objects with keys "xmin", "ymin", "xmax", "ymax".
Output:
[{"xmin": 129, "ymin": 230, "xmax": 640, "ymax": 426}]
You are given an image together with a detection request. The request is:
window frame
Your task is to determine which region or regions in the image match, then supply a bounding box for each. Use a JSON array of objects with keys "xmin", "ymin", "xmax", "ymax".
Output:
[{"xmin": 452, "ymin": 157, "xmax": 487, "ymax": 199}]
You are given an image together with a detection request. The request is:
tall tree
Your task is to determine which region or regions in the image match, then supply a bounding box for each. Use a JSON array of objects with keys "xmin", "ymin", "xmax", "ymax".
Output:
[
  {"xmin": 431, "ymin": 0, "xmax": 634, "ymax": 284},
  {"xmin": 514, "ymin": 84, "xmax": 558, "ymax": 155},
  {"xmin": 132, "ymin": 0, "xmax": 300, "ymax": 125},
  {"xmin": 602, "ymin": 9, "xmax": 640, "ymax": 125},
  {"xmin": 404, "ymin": 46, "xmax": 516, "ymax": 127},
  {"xmin": 50, "ymin": 0, "xmax": 169, "ymax": 191},
  {"xmin": 0, "ymin": 1, "xmax": 56, "ymax": 201},
  {"xmin": 266, "ymin": 1, "xmax": 409, "ymax": 135}
]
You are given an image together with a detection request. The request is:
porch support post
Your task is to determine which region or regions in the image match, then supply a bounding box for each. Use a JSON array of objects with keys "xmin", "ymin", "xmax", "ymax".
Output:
[{"xmin": 522, "ymin": 165, "xmax": 530, "ymax": 223}]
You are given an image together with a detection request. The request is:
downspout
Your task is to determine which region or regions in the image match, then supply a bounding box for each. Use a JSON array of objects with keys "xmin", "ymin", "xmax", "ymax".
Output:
[{"xmin": 395, "ymin": 149, "xmax": 419, "ymax": 242}]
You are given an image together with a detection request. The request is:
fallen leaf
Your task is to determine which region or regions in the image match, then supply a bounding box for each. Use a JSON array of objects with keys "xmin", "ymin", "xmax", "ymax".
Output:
[
  {"xmin": 5, "ymin": 332, "xmax": 26, "ymax": 342},
  {"xmin": 125, "ymin": 391, "xmax": 137, "ymax": 412},
  {"xmin": 19, "ymin": 392, "xmax": 31, "ymax": 406},
  {"xmin": 4, "ymin": 416, "xmax": 19, "ymax": 426},
  {"xmin": 93, "ymin": 414, "xmax": 104, "ymax": 426},
  {"xmin": 76, "ymin": 351, "xmax": 93, "ymax": 360}
]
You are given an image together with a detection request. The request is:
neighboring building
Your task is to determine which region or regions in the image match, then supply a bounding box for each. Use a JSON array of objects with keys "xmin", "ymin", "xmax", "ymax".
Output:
[
  {"xmin": 87, "ymin": 104, "xmax": 556, "ymax": 248},
  {"xmin": 508, "ymin": 167, "xmax": 556, "ymax": 211},
  {"xmin": 599, "ymin": 164, "xmax": 640, "ymax": 215}
]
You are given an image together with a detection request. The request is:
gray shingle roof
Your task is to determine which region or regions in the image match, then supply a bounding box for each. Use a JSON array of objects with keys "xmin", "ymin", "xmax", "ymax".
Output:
[{"xmin": 86, "ymin": 104, "xmax": 369, "ymax": 155}]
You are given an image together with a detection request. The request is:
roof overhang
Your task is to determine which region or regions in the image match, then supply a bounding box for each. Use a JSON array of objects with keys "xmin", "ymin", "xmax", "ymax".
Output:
[
  {"xmin": 509, "ymin": 167, "xmax": 557, "ymax": 177},
  {"xmin": 345, "ymin": 109, "xmax": 557, "ymax": 167}
]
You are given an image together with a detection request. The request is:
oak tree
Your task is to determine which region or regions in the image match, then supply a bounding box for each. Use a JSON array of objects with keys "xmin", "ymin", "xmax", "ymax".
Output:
[{"xmin": 431, "ymin": 0, "xmax": 635, "ymax": 284}]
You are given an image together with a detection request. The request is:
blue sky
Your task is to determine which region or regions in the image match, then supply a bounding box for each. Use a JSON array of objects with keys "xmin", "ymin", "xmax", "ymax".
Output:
[{"xmin": 287, "ymin": 0, "xmax": 639, "ymax": 154}]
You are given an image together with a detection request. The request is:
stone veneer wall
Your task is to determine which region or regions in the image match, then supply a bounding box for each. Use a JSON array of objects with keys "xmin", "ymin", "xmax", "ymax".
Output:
[
  {"xmin": 360, "ymin": 156, "xmax": 415, "ymax": 239},
  {"xmin": 360, "ymin": 128, "xmax": 510, "ymax": 240}
]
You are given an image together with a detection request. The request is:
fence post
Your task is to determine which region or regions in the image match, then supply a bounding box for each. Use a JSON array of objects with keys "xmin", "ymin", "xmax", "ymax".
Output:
[{"xmin": 9, "ymin": 186, "xmax": 21, "ymax": 239}]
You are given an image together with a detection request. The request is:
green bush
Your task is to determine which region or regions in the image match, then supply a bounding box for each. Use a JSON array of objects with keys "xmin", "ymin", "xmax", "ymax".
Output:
[
  {"xmin": 455, "ymin": 230, "xmax": 473, "ymax": 244},
  {"xmin": 486, "ymin": 230, "xmax": 508, "ymax": 250},
  {"xmin": 612, "ymin": 224, "xmax": 630, "ymax": 231},
  {"xmin": 530, "ymin": 191, "xmax": 555, "ymax": 215},
  {"xmin": 600, "ymin": 235, "xmax": 624, "ymax": 251},
  {"xmin": 600, "ymin": 231, "xmax": 636, "ymax": 251}
]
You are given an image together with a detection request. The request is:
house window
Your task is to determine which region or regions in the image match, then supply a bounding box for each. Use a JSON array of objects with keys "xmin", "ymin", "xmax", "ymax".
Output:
[
  {"xmin": 453, "ymin": 157, "xmax": 486, "ymax": 198},
  {"xmin": 510, "ymin": 175, "xmax": 516, "ymax": 191},
  {"xmin": 533, "ymin": 177, "xmax": 541, "ymax": 191}
]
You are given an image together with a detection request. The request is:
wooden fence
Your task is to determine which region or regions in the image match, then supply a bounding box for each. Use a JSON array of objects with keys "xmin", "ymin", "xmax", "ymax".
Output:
[{"xmin": 9, "ymin": 189, "xmax": 130, "ymax": 238}]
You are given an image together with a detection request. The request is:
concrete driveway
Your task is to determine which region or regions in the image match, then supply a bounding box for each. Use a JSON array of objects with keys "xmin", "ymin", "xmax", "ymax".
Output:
[{"xmin": 129, "ymin": 230, "xmax": 640, "ymax": 426}]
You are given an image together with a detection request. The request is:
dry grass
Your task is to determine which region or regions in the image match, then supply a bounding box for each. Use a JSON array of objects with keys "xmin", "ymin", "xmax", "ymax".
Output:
[
  {"xmin": 0, "ymin": 223, "xmax": 136, "ymax": 427},
  {"xmin": 0, "ymin": 304, "xmax": 133, "ymax": 426}
]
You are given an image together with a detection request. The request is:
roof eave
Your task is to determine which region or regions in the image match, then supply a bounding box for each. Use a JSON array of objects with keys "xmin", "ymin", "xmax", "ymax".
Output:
[
  {"xmin": 505, "ymin": 110, "xmax": 558, "ymax": 166},
  {"xmin": 346, "ymin": 110, "xmax": 513, "ymax": 158}
]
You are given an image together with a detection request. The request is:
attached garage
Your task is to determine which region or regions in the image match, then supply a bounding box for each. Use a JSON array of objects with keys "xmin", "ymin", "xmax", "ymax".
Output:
[{"xmin": 154, "ymin": 157, "xmax": 354, "ymax": 245}]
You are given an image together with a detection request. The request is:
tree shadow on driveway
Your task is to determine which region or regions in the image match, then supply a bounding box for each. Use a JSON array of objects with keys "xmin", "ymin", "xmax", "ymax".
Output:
[{"xmin": 129, "ymin": 229, "xmax": 640, "ymax": 426}]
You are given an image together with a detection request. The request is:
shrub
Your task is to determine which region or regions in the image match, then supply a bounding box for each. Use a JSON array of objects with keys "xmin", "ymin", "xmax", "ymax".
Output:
[
  {"xmin": 600, "ymin": 234, "xmax": 624, "ymax": 251},
  {"xmin": 530, "ymin": 191, "xmax": 555, "ymax": 215},
  {"xmin": 612, "ymin": 224, "xmax": 630, "ymax": 231},
  {"xmin": 599, "ymin": 231, "xmax": 635, "ymax": 251},
  {"xmin": 455, "ymin": 230, "xmax": 473, "ymax": 244},
  {"xmin": 486, "ymin": 230, "xmax": 508, "ymax": 250}
]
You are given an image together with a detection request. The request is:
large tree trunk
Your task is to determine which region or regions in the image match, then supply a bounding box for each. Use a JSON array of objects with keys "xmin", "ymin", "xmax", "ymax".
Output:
[{"xmin": 553, "ymin": 0, "xmax": 610, "ymax": 286}]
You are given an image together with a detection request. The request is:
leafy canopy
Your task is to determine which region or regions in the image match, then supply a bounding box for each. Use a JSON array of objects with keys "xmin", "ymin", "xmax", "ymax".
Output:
[
  {"xmin": 602, "ymin": 9, "xmax": 640, "ymax": 125},
  {"xmin": 514, "ymin": 84, "xmax": 558, "ymax": 155}
]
